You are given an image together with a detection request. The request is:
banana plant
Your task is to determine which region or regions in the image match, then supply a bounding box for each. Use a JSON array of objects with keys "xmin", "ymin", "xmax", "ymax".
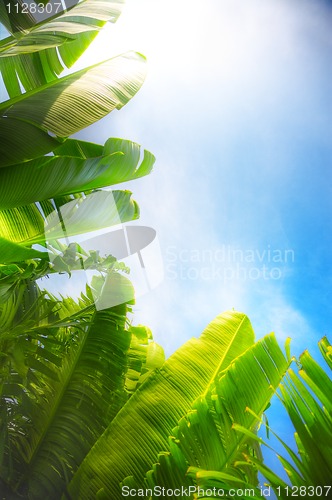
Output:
[
  {"xmin": 0, "ymin": 0, "xmax": 155, "ymax": 357},
  {"xmin": 0, "ymin": 137, "xmax": 155, "ymax": 265},
  {"xmin": 0, "ymin": 5, "xmax": 164, "ymax": 496},
  {"xmin": 0, "ymin": 1, "xmax": 155, "ymax": 277},
  {"xmin": 0, "ymin": 138, "xmax": 155, "ymax": 210},
  {"xmin": 0, "ymin": 51, "xmax": 147, "ymax": 167},
  {"xmin": 0, "ymin": 0, "xmax": 154, "ymax": 273},
  {"xmin": 0, "ymin": 1, "xmax": 143, "ymax": 169},
  {"xmin": 67, "ymin": 311, "xmax": 290, "ymax": 499},
  {"xmin": 0, "ymin": 272, "xmax": 165, "ymax": 498}
]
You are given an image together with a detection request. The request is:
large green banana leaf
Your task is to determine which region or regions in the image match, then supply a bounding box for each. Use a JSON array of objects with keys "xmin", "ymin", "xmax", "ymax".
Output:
[
  {"xmin": 135, "ymin": 334, "xmax": 288, "ymax": 499},
  {"xmin": 0, "ymin": 138, "xmax": 155, "ymax": 210},
  {"xmin": 0, "ymin": 0, "xmax": 125, "ymax": 97},
  {"xmin": 0, "ymin": 51, "xmax": 146, "ymax": 167},
  {"xmin": 67, "ymin": 311, "xmax": 257, "ymax": 498},
  {"xmin": 0, "ymin": 190, "xmax": 139, "ymax": 264},
  {"xmin": 0, "ymin": 0, "xmax": 123, "ymax": 41}
]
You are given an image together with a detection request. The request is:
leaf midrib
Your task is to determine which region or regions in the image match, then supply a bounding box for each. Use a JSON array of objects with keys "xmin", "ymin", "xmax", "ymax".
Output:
[
  {"xmin": 202, "ymin": 314, "xmax": 248, "ymax": 399},
  {"xmin": 0, "ymin": 51, "xmax": 141, "ymax": 113},
  {"xmin": 15, "ymin": 311, "xmax": 94, "ymax": 487}
]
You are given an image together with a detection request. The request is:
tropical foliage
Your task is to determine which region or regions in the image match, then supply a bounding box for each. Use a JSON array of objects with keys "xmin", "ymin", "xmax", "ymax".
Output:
[
  {"xmin": 0, "ymin": 1, "xmax": 160, "ymax": 497},
  {"xmin": 1, "ymin": 2, "xmax": 331, "ymax": 499},
  {"xmin": 0, "ymin": 272, "xmax": 165, "ymax": 498},
  {"xmin": 0, "ymin": 0, "xmax": 124, "ymax": 95},
  {"xmin": 0, "ymin": 0, "xmax": 154, "ymax": 273},
  {"xmin": 67, "ymin": 312, "xmax": 290, "ymax": 499}
]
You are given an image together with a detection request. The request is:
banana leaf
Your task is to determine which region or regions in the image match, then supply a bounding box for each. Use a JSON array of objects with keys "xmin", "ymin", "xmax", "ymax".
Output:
[
  {"xmin": 0, "ymin": 1, "xmax": 125, "ymax": 98},
  {"xmin": 67, "ymin": 311, "xmax": 257, "ymax": 498},
  {"xmin": 0, "ymin": 51, "xmax": 147, "ymax": 167},
  {"xmin": 0, "ymin": 190, "xmax": 139, "ymax": 264},
  {"xmin": 0, "ymin": 0, "xmax": 35, "ymax": 35},
  {"xmin": 0, "ymin": 138, "xmax": 155, "ymax": 210},
  {"xmin": 1, "ymin": 273, "xmax": 165, "ymax": 498},
  {"xmin": 0, "ymin": 237, "xmax": 48, "ymax": 264},
  {"xmin": 121, "ymin": 334, "xmax": 288, "ymax": 499}
]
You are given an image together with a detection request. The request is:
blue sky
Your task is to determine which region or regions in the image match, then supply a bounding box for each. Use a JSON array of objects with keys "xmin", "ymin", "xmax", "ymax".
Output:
[
  {"xmin": 1, "ymin": 0, "xmax": 331, "ymax": 490},
  {"xmin": 68, "ymin": 0, "xmax": 332, "ymax": 359}
]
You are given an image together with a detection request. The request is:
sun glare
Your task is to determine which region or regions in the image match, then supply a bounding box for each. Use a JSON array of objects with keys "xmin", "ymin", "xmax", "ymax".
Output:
[{"xmin": 72, "ymin": 0, "xmax": 206, "ymax": 78}]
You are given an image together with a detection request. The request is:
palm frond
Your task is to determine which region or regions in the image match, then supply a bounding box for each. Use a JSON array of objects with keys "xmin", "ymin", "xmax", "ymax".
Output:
[
  {"xmin": 319, "ymin": 336, "xmax": 332, "ymax": 370},
  {"xmin": 278, "ymin": 344, "xmax": 332, "ymax": 485}
]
